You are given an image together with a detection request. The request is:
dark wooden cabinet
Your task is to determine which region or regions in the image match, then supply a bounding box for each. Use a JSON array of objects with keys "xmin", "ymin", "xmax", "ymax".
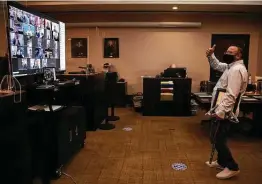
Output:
[
  {"xmin": 27, "ymin": 106, "xmax": 86, "ymax": 180},
  {"xmin": 143, "ymin": 77, "xmax": 192, "ymax": 116}
]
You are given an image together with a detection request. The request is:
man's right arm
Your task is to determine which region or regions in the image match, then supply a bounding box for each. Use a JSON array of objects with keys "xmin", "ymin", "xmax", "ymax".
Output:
[{"xmin": 208, "ymin": 53, "xmax": 228, "ymax": 72}]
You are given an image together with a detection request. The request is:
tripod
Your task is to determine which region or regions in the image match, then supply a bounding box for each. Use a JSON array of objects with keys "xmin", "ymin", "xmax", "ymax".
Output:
[{"xmin": 209, "ymin": 118, "xmax": 220, "ymax": 164}]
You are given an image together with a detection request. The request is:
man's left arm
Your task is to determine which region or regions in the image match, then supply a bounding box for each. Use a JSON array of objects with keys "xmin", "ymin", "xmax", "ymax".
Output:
[{"xmin": 214, "ymin": 69, "xmax": 243, "ymax": 119}]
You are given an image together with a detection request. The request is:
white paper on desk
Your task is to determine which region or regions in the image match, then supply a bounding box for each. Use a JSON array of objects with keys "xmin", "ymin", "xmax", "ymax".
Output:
[
  {"xmin": 199, "ymin": 95, "xmax": 212, "ymax": 98},
  {"xmin": 242, "ymin": 98, "xmax": 258, "ymax": 101},
  {"xmin": 28, "ymin": 105, "xmax": 63, "ymax": 112},
  {"xmin": 28, "ymin": 105, "xmax": 43, "ymax": 111},
  {"xmin": 44, "ymin": 105, "xmax": 63, "ymax": 111}
]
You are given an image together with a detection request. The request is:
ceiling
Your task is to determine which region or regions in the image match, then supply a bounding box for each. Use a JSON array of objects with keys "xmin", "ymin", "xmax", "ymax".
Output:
[
  {"xmin": 13, "ymin": 1, "xmax": 262, "ymax": 13},
  {"xmin": 18, "ymin": 0, "xmax": 262, "ymax": 5}
]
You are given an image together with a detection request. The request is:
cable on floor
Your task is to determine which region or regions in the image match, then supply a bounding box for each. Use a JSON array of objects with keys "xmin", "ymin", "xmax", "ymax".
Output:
[{"xmin": 62, "ymin": 172, "xmax": 78, "ymax": 184}]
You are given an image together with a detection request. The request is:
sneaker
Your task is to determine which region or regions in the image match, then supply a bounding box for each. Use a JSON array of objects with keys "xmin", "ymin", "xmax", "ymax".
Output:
[
  {"xmin": 216, "ymin": 168, "xmax": 240, "ymax": 179},
  {"xmin": 205, "ymin": 160, "xmax": 224, "ymax": 170}
]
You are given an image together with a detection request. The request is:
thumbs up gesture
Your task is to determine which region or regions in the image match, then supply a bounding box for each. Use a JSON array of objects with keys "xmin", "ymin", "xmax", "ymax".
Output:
[{"xmin": 206, "ymin": 44, "xmax": 216, "ymax": 57}]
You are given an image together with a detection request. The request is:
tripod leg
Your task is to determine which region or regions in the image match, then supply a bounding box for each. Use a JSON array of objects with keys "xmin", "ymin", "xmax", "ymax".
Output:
[
  {"xmin": 209, "ymin": 120, "xmax": 220, "ymax": 164},
  {"xmin": 209, "ymin": 143, "xmax": 216, "ymax": 164}
]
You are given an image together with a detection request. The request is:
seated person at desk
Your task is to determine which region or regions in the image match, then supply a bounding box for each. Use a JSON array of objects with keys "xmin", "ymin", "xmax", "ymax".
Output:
[
  {"xmin": 169, "ymin": 64, "xmax": 177, "ymax": 68},
  {"xmin": 206, "ymin": 44, "xmax": 248, "ymax": 179}
]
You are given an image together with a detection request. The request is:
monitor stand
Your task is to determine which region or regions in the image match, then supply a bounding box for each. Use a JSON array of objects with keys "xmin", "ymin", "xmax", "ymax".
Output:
[{"xmin": 99, "ymin": 119, "xmax": 115, "ymax": 130}]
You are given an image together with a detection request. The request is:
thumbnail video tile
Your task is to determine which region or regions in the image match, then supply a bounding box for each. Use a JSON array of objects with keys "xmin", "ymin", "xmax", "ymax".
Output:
[
  {"xmin": 45, "ymin": 19, "xmax": 51, "ymax": 30},
  {"xmin": 35, "ymin": 48, "xmax": 44, "ymax": 59},
  {"xmin": 30, "ymin": 59, "xmax": 41, "ymax": 69},
  {"xmin": 42, "ymin": 59, "xmax": 47, "ymax": 67},
  {"xmin": 23, "ymin": 23, "xmax": 35, "ymax": 38},
  {"xmin": 27, "ymin": 47, "xmax": 33, "ymax": 58},
  {"xmin": 10, "ymin": 32, "xmax": 24, "ymax": 46},
  {"xmin": 19, "ymin": 58, "xmax": 28, "ymax": 70}
]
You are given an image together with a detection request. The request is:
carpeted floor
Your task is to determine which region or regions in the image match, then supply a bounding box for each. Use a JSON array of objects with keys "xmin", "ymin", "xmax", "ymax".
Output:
[{"xmin": 52, "ymin": 108, "xmax": 262, "ymax": 184}]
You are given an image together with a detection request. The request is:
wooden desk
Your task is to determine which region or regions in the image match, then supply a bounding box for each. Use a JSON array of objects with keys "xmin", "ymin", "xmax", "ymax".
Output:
[
  {"xmin": 27, "ymin": 106, "xmax": 85, "ymax": 181},
  {"xmin": 192, "ymin": 92, "xmax": 262, "ymax": 136},
  {"xmin": 192, "ymin": 92, "xmax": 262, "ymax": 110}
]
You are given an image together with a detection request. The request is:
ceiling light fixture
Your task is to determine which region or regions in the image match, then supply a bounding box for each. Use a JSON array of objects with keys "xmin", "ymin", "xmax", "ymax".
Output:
[
  {"xmin": 172, "ymin": 6, "xmax": 178, "ymax": 10},
  {"xmin": 66, "ymin": 22, "xmax": 202, "ymax": 28}
]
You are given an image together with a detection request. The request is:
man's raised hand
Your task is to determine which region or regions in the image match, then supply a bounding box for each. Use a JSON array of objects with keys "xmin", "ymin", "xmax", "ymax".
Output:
[{"xmin": 206, "ymin": 44, "xmax": 216, "ymax": 57}]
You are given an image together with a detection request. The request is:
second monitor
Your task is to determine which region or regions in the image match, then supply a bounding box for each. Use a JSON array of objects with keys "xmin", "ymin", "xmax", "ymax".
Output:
[{"xmin": 163, "ymin": 68, "xmax": 187, "ymax": 78}]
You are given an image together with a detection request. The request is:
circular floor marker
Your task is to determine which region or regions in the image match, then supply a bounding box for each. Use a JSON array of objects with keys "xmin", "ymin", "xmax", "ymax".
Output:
[
  {"xmin": 171, "ymin": 163, "xmax": 187, "ymax": 171},
  {"xmin": 123, "ymin": 127, "xmax": 133, "ymax": 131}
]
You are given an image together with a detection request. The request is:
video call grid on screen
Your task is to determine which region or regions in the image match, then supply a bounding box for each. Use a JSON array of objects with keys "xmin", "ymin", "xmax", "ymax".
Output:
[{"xmin": 8, "ymin": 3, "xmax": 61, "ymax": 75}]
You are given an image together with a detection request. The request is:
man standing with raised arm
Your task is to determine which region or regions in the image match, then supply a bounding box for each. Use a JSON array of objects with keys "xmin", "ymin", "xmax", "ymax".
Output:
[{"xmin": 205, "ymin": 45, "xmax": 248, "ymax": 179}]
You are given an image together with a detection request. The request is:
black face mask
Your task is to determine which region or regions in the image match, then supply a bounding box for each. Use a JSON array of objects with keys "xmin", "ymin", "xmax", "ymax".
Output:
[{"xmin": 223, "ymin": 54, "xmax": 235, "ymax": 64}]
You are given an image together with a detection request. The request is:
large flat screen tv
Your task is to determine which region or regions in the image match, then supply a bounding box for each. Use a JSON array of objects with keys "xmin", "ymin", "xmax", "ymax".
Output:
[{"xmin": 7, "ymin": 1, "xmax": 66, "ymax": 77}]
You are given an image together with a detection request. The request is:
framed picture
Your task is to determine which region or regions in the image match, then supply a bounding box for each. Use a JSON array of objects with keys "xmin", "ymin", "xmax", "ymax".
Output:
[
  {"xmin": 71, "ymin": 38, "xmax": 87, "ymax": 58},
  {"xmin": 104, "ymin": 38, "xmax": 119, "ymax": 58}
]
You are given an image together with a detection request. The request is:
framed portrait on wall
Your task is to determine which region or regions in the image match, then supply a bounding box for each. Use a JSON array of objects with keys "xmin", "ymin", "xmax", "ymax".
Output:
[
  {"xmin": 104, "ymin": 38, "xmax": 119, "ymax": 58},
  {"xmin": 71, "ymin": 38, "xmax": 88, "ymax": 58}
]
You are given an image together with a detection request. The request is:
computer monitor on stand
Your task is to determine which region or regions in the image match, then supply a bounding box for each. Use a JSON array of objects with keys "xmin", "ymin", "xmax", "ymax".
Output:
[{"xmin": 163, "ymin": 68, "xmax": 187, "ymax": 78}]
